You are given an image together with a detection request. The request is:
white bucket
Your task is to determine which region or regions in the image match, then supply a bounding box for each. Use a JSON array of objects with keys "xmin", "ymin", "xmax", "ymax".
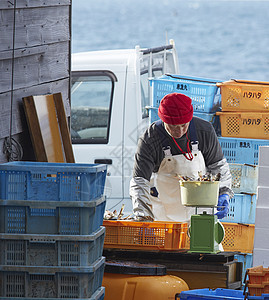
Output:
[{"xmin": 180, "ymin": 181, "xmax": 219, "ymax": 207}]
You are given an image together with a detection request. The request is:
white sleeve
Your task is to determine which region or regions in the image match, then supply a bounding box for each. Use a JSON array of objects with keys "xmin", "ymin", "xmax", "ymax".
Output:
[
  {"xmin": 130, "ymin": 176, "xmax": 155, "ymax": 219},
  {"xmin": 207, "ymin": 157, "xmax": 234, "ymax": 198}
]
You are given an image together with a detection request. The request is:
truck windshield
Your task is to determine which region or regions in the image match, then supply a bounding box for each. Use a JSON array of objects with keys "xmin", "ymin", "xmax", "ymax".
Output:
[{"xmin": 71, "ymin": 71, "xmax": 115, "ymax": 144}]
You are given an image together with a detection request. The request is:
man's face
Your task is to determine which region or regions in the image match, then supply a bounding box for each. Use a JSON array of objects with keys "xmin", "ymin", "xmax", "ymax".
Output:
[{"xmin": 164, "ymin": 122, "xmax": 190, "ymax": 139}]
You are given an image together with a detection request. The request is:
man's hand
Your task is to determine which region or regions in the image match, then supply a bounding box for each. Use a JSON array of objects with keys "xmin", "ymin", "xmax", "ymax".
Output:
[{"xmin": 216, "ymin": 194, "xmax": 229, "ymax": 219}]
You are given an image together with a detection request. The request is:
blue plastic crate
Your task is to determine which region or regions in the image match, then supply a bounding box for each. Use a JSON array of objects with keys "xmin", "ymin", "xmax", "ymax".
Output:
[
  {"xmin": 147, "ymin": 106, "xmax": 220, "ymax": 135},
  {"xmin": 147, "ymin": 106, "xmax": 159, "ymax": 123},
  {"xmin": 148, "ymin": 106, "xmax": 218, "ymax": 123},
  {"xmin": 0, "ymin": 287, "xmax": 105, "ymax": 300},
  {"xmin": 91, "ymin": 287, "xmax": 105, "ymax": 300},
  {"xmin": 218, "ymin": 137, "xmax": 269, "ymax": 165},
  {"xmin": 222, "ymin": 193, "xmax": 256, "ymax": 224},
  {"xmin": 150, "ymin": 74, "xmax": 221, "ymax": 113},
  {"xmin": 0, "ymin": 161, "xmax": 107, "ymax": 202},
  {"xmin": 229, "ymin": 163, "xmax": 258, "ymax": 194},
  {"xmin": 194, "ymin": 111, "xmax": 218, "ymax": 123},
  {"xmin": 179, "ymin": 288, "xmax": 244, "ymax": 299},
  {"xmin": 0, "ymin": 196, "xmax": 106, "ymax": 235},
  {"xmin": 248, "ymin": 295, "xmax": 269, "ymax": 300},
  {"xmin": 194, "ymin": 111, "xmax": 221, "ymax": 136},
  {"xmin": 234, "ymin": 253, "xmax": 253, "ymax": 287},
  {"xmin": 0, "ymin": 226, "xmax": 105, "ymax": 266},
  {"xmin": 0, "ymin": 257, "xmax": 105, "ymax": 298}
]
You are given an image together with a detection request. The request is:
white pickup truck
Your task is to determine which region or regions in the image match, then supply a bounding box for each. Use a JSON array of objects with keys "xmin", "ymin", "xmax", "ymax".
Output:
[{"xmin": 71, "ymin": 40, "xmax": 179, "ymax": 214}]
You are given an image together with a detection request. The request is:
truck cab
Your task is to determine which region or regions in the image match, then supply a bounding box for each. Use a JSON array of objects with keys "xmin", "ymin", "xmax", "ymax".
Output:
[{"xmin": 71, "ymin": 40, "xmax": 179, "ymax": 214}]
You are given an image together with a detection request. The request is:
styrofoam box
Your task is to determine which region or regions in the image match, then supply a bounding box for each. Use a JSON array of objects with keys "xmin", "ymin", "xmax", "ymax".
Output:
[
  {"xmin": 254, "ymin": 228, "xmax": 269, "ymax": 249},
  {"xmin": 259, "ymin": 146, "xmax": 269, "ymax": 166},
  {"xmin": 253, "ymin": 248, "xmax": 269, "ymax": 267},
  {"xmin": 257, "ymin": 186, "xmax": 269, "ymax": 207},
  {"xmin": 254, "ymin": 207, "xmax": 269, "ymax": 229},
  {"xmin": 258, "ymin": 166, "xmax": 269, "ymax": 187}
]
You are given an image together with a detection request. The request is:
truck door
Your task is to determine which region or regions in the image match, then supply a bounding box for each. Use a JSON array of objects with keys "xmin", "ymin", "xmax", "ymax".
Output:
[{"xmin": 71, "ymin": 69, "xmax": 126, "ymax": 210}]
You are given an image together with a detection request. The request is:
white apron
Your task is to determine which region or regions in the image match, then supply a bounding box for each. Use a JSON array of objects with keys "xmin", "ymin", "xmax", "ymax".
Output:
[{"xmin": 150, "ymin": 142, "xmax": 206, "ymax": 222}]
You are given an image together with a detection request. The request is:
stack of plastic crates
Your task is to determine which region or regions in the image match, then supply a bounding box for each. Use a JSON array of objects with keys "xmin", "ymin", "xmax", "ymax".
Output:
[
  {"xmin": 216, "ymin": 79, "xmax": 269, "ymax": 140},
  {"xmin": 216, "ymin": 80, "xmax": 269, "ymax": 287},
  {"xmin": 148, "ymin": 74, "xmax": 222, "ymax": 135},
  {"xmin": 217, "ymin": 79, "xmax": 269, "ymax": 166},
  {"xmin": 244, "ymin": 265, "xmax": 269, "ymax": 298},
  {"xmin": 0, "ymin": 161, "xmax": 107, "ymax": 300},
  {"xmin": 219, "ymin": 162, "xmax": 258, "ymax": 285},
  {"xmin": 218, "ymin": 137, "xmax": 269, "ymax": 277},
  {"xmin": 217, "ymin": 80, "xmax": 269, "ymax": 161}
]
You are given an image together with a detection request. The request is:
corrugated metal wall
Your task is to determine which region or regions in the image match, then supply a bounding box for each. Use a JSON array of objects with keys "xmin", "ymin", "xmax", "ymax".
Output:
[{"xmin": 0, "ymin": 0, "xmax": 71, "ymax": 162}]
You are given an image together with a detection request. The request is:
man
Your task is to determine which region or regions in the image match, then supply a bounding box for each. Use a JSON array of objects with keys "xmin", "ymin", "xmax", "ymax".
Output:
[{"xmin": 130, "ymin": 92, "xmax": 233, "ymax": 222}]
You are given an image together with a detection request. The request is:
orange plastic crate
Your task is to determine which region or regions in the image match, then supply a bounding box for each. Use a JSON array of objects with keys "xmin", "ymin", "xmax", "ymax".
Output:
[
  {"xmin": 247, "ymin": 265, "xmax": 269, "ymax": 284},
  {"xmin": 103, "ymin": 220, "xmax": 188, "ymax": 251},
  {"xmin": 221, "ymin": 222, "xmax": 255, "ymax": 253},
  {"xmin": 216, "ymin": 111, "xmax": 269, "ymax": 139},
  {"xmin": 247, "ymin": 282, "xmax": 269, "ymax": 296},
  {"xmin": 217, "ymin": 79, "xmax": 269, "ymax": 112}
]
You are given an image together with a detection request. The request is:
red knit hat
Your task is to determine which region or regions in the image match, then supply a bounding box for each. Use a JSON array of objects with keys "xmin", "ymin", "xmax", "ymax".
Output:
[{"xmin": 158, "ymin": 93, "xmax": 193, "ymax": 125}]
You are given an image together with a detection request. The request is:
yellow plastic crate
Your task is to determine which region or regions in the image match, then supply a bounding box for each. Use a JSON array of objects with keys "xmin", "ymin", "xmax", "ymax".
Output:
[
  {"xmin": 217, "ymin": 79, "xmax": 269, "ymax": 111},
  {"xmin": 103, "ymin": 220, "xmax": 188, "ymax": 251},
  {"xmin": 216, "ymin": 111, "xmax": 269, "ymax": 139},
  {"xmin": 221, "ymin": 222, "xmax": 255, "ymax": 253}
]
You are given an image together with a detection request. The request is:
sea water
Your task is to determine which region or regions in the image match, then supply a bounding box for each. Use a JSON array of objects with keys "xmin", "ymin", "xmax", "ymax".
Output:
[{"xmin": 72, "ymin": 0, "xmax": 269, "ymax": 82}]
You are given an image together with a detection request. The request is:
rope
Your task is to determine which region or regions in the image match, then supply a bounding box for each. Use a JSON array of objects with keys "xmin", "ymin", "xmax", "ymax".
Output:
[
  {"xmin": 172, "ymin": 133, "xmax": 194, "ymax": 161},
  {"xmin": 3, "ymin": 0, "xmax": 23, "ymax": 161},
  {"xmin": 3, "ymin": 138, "xmax": 23, "ymax": 162}
]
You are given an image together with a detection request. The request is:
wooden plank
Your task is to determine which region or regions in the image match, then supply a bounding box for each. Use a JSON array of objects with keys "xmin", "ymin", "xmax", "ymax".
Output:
[
  {"xmin": 168, "ymin": 263, "xmax": 242, "ymax": 290},
  {"xmin": 102, "ymin": 248, "xmax": 243, "ymax": 289},
  {"xmin": 0, "ymin": 41, "xmax": 69, "ymax": 93},
  {"xmin": 0, "ymin": 4, "xmax": 70, "ymax": 51},
  {"xmin": 23, "ymin": 94, "xmax": 73, "ymax": 162},
  {"xmin": 227, "ymin": 261, "xmax": 238, "ymax": 283},
  {"xmin": 0, "ymin": 45, "xmax": 48, "ymax": 61},
  {"xmin": 102, "ymin": 248, "xmax": 238, "ymax": 264},
  {"xmin": 0, "ymin": 0, "xmax": 71, "ymax": 162},
  {"xmin": 22, "ymin": 96, "xmax": 48, "ymax": 162},
  {"xmin": 0, "ymin": 95, "xmax": 22, "ymax": 138},
  {"xmin": 53, "ymin": 93, "xmax": 74, "ymax": 163},
  {"xmin": 34, "ymin": 94, "xmax": 65, "ymax": 162},
  {"xmin": 168, "ymin": 270, "xmax": 228, "ymax": 290},
  {"xmin": 0, "ymin": 0, "xmax": 71, "ymax": 9},
  {"xmin": 0, "ymin": 78, "xmax": 70, "ymax": 138}
]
